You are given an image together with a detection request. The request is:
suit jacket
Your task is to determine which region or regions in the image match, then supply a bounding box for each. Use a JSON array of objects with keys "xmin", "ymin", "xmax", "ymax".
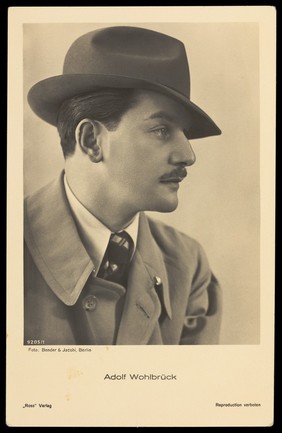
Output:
[{"xmin": 24, "ymin": 173, "xmax": 222, "ymax": 345}]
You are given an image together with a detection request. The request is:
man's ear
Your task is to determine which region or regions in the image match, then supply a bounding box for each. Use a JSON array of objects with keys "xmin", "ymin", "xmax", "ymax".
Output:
[{"xmin": 75, "ymin": 118, "xmax": 103, "ymax": 162}]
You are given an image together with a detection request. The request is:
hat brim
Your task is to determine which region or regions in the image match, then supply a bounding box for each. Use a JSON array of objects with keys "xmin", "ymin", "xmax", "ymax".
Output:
[{"xmin": 28, "ymin": 74, "xmax": 221, "ymax": 139}]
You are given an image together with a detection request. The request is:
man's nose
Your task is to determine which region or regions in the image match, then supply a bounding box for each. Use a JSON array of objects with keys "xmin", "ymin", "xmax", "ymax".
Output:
[{"xmin": 169, "ymin": 136, "xmax": 196, "ymax": 167}]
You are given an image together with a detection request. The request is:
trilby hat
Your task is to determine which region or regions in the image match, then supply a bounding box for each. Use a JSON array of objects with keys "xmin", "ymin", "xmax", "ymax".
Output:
[{"xmin": 28, "ymin": 26, "xmax": 221, "ymax": 139}]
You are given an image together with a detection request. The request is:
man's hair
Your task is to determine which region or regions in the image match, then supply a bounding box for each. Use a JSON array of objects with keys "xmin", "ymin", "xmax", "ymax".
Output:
[{"xmin": 57, "ymin": 88, "xmax": 138, "ymax": 158}]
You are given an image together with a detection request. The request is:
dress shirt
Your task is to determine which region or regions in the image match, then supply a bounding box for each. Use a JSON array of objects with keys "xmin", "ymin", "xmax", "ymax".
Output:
[{"xmin": 64, "ymin": 174, "xmax": 139, "ymax": 275}]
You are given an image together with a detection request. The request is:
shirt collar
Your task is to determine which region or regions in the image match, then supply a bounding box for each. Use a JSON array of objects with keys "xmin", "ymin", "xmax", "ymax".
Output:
[{"xmin": 64, "ymin": 174, "xmax": 139, "ymax": 275}]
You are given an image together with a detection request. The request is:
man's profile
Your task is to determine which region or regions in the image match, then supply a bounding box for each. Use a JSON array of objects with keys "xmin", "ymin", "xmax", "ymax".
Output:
[{"xmin": 24, "ymin": 26, "xmax": 222, "ymax": 345}]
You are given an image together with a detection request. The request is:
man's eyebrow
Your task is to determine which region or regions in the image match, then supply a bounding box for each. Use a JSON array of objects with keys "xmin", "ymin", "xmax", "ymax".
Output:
[{"xmin": 144, "ymin": 111, "xmax": 175, "ymax": 122}]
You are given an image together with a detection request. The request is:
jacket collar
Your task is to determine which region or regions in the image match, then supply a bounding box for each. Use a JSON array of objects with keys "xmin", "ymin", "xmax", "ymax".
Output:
[{"xmin": 24, "ymin": 172, "xmax": 172, "ymax": 318}]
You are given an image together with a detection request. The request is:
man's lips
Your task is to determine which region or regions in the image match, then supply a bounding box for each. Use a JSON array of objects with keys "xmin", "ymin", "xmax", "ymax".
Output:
[
  {"xmin": 160, "ymin": 177, "xmax": 185, "ymax": 182},
  {"xmin": 159, "ymin": 167, "xmax": 187, "ymax": 183}
]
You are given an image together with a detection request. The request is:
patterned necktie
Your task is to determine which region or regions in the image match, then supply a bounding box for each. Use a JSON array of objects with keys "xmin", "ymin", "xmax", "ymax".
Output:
[{"xmin": 97, "ymin": 231, "xmax": 134, "ymax": 287}]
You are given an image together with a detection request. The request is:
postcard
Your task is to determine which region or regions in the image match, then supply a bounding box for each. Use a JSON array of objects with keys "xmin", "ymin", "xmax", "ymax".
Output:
[{"xmin": 6, "ymin": 6, "xmax": 276, "ymax": 427}]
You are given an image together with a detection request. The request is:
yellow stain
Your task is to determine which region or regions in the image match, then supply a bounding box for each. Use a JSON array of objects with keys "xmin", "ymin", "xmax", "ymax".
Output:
[
  {"xmin": 65, "ymin": 392, "xmax": 71, "ymax": 401},
  {"xmin": 67, "ymin": 368, "xmax": 83, "ymax": 380}
]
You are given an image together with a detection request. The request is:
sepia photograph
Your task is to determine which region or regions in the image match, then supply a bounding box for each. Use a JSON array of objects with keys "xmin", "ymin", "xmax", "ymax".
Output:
[
  {"xmin": 23, "ymin": 20, "xmax": 260, "ymax": 346},
  {"xmin": 7, "ymin": 6, "xmax": 275, "ymax": 427}
]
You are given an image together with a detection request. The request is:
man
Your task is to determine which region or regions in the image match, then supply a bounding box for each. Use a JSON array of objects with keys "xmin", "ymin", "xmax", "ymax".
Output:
[{"xmin": 24, "ymin": 26, "xmax": 222, "ymax": 345}]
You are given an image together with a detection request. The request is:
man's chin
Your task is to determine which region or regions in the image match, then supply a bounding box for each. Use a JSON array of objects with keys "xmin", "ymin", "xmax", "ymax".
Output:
[{"xmin": 150, "ymin": 198, "xmax": 179, "ymax": 213}]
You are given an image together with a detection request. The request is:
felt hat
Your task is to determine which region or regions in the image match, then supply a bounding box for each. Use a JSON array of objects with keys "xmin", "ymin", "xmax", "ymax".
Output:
[{"xmin": 28, "ymin": 26, "xmax": 221, "ymax": 139}]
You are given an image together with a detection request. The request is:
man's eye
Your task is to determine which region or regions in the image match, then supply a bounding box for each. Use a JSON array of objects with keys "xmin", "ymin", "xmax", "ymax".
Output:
[{"xmin": 153, "ymin": 127, "xmax": 169, "ymax": 138}]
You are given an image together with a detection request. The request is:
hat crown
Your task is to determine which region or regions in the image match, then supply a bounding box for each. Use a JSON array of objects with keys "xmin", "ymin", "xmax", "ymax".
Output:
[
  {"xmin": 28, "ymin": 26, "xmax": 221, "ymax": 138},
  {"xmin": 63, "ymin": 26, "xmax": 190, "ymax": 97}
]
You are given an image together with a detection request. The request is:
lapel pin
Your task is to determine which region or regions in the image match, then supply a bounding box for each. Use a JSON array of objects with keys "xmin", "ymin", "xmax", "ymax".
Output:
[{"xmin": 154, "ymin": 276, "xmax": 162, "ymax": 287}]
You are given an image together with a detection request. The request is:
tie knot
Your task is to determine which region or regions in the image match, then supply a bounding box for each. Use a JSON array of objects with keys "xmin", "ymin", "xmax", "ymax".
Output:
[{"xmin": 108, "ymin": 231, "xmax": 133, "ymax": 265}]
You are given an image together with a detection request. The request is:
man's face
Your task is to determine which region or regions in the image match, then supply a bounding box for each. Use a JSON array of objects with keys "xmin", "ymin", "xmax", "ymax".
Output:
[{"xmin": 101, "ymin": 90, "xmax": 196, "ymax": 214}]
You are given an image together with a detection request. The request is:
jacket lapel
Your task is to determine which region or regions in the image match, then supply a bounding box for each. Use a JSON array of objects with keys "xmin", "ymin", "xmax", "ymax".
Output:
[
  {"xmin": 24, "ymin": 173, "xmax": 94, "ymax": 306},
  {"xmin": 116, "ymin": 213, "xmax": 172, "ymax": 345}
]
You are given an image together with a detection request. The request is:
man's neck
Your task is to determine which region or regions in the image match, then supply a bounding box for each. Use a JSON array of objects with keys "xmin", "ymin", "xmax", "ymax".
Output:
[{"xmin": 64, "ymin": 172, "xmax": 138, "ymax": 233}]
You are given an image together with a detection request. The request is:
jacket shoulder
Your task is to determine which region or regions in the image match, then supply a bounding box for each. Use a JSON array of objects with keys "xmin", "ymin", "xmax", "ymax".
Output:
[{"xmin": 24, "ymin": 176, "xmax": 61, "ymax": 210}]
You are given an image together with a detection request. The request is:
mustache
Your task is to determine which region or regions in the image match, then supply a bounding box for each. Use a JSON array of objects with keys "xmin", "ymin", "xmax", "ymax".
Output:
[{"xmin": 159, "ymin": 167, "xmax": 187, "ymax": 181}]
